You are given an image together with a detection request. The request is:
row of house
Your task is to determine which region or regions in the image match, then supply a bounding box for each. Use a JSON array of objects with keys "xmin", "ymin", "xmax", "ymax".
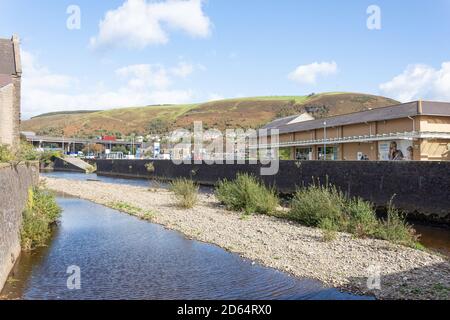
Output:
[{"xmin": 262, "ymin": 101, "xmax": 450, "ymax": 161}]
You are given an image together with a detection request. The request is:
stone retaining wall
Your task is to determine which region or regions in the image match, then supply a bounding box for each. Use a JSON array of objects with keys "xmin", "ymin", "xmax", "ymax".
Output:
[
  {"xmin": 0, "ymin": 162, "xmax": 39, "ymax": 292},
  {"xmin": 96, "ymin": 160, "xmax": 450, "ymax": 224}
]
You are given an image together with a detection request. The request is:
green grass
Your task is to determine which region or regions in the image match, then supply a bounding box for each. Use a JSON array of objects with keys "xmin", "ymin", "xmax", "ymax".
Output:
[
  {"xmin": 169, "ymin": 178, "xmax": 199, "ymax": 209},
  {"xmin": 215, "ymin": 173, "xmax": 279, "ymax": 215},
  {"xmin": 108, "ymin": 201, "xmax": 156, "ymax": 221},
  {"xmin": 21, "ymin": 186, "xmax": 62, "ymax": 251}
]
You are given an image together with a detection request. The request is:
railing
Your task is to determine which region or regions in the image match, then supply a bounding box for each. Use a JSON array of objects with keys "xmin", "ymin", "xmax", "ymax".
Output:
[{"xmin": 250, "ymin": 131, "xmax": 450, "ymax": 149}]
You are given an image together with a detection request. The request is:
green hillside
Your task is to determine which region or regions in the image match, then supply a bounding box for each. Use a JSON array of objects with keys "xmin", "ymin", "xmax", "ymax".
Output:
[{"xmin": 21, "ymin": 92, "xmax": 399, "ymax": 138}]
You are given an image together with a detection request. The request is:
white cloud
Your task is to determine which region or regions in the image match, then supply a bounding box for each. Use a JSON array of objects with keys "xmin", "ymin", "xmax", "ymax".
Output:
[
  {"xmin": 21, "ymin": 51, "xmax": 77, "ymax": 90},
  {"xmin": 21, "ymin": 51, "xmax": 195, "ymax": 119},
  {"xmin": 116, "ymin": 64, "xmax": 172, "ymax": 89},
  {"xmin": 170, "ymin": 62, "xmax": 194, "ymax": 78},
  {"xmin": 288, "ymin": 61, "xmax": 338, "ymax": 85},
  {"xmin": 90, "ymin": 0, "xmax": 212, "ymax": 49},
  {"xmin": 379, "ymin": 62, "xmax": 450, "ymax": 102}
]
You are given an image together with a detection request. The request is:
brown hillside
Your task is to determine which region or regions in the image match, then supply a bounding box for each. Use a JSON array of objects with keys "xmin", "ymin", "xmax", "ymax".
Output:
[{"xmin": 21, "ymin": 93, "xmax": 399, "ymax": 138}]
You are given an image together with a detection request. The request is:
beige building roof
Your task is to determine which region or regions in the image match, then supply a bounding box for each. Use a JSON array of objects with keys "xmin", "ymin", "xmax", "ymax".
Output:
[{"xmin": 264, "ymin": 101, "xmax": 450, "ymax": 134}]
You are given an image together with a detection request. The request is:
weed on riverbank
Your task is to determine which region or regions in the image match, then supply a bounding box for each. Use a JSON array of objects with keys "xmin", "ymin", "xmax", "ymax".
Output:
[
  {"xmin": 108, "ymin": 201, "xmax": 156, "ymax": 221},
  {"xmin": 169, "ymin": 178, "xmax": 199, "ymax": 209},
  {"xmin": 21, "ymin": 186, "xmax": 61, "ymax": 250},
  {"xmin": 215, "ymin": 173, "xmax": 279, "ymax": 215},
  {"xmin": 289, "ymin": 185, "xmax": 420, "ymax": 247}
]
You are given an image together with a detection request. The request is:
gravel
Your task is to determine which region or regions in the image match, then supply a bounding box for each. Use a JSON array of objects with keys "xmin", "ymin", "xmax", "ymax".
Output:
[{"xmin": 43, "ymin": 176, "xmax": 450, "ymax": 300}]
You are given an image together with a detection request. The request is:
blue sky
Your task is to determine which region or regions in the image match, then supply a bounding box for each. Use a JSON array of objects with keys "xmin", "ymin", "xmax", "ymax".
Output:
[{"xmin": 1, "ymin": 0, "xmax": 450, "ymax": 118}]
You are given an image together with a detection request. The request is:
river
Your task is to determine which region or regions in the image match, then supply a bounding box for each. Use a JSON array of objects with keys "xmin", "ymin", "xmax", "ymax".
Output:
[
  {"xmin": 1, "ymin": 196, "xmax": 372, "ymax": 300},
  {"xmin": 39, "ymin": 172, "xmax": 450, "ymax": 258}
]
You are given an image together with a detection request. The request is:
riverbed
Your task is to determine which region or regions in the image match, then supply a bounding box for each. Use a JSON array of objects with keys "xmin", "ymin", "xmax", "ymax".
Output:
[
  {"xmin": 40, "ymin": 172, "xmax": 450, "ymax": 257},
  {"xmin": 1, "ymin": 196, "xmax": 369, "ymax": 300}
]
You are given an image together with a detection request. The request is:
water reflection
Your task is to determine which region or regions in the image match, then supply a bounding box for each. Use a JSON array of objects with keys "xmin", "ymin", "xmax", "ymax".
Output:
[{"xmin": 2, "ymin": 196, "xmax": 371, "ymax": 300}]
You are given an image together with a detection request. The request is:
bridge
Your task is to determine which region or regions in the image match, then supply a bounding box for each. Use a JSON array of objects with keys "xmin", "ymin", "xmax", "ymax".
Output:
[{"xmin": 22, "ymin": 132, "xmax": 144, "ymax": 154}]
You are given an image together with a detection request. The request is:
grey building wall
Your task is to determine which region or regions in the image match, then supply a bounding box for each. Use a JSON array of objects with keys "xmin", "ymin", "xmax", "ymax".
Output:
[{"xmin": 0, "ymin": 163, "xmax": 39, "ymax": 292}]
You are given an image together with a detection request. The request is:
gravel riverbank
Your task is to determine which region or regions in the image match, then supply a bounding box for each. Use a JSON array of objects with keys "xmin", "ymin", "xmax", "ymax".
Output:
[{"xmin": 43, "ymin": 176, "xmax": 450, "ymax": 300}]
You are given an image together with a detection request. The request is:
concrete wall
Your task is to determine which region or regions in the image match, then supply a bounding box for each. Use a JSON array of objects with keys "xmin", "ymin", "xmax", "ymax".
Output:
[
  {"xmin": 97, "ymin": 159, "xmax": 450, "ymax": 224},
  {"xmin": 53, "ymin": 157, "xmax": 87, "ymax": 173},
  {"xmin": 0, "ymin": 162, "xmax": 39, "ymax": 291}
]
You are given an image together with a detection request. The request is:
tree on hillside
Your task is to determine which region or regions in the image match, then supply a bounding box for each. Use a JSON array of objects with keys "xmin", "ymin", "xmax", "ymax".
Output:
[
  {"xmin": 82, "ymin": 143, "xmax": 105, "ymax": 155},
  {"xmin": 148, "ymin": 119, "xmax": 170, "ymax": 135}
]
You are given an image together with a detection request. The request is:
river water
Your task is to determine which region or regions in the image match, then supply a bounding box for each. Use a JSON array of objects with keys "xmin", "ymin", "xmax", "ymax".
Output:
[
  {"xmin": 1, "ymin": 196, "xmax": 371, "ymax": 300},
  {"xmin": 40, "ymin": 172, "xmax": 450, "ymax": 257}
]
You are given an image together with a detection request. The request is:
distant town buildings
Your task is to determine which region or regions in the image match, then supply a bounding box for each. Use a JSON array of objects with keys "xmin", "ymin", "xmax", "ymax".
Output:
[
  {"xmin": 263, "ymin": 101, "xmax": 450, "ymax": 161},
  {"xmin": 0, "ymin": 35, "xmax": 21, "ymax": 146}
]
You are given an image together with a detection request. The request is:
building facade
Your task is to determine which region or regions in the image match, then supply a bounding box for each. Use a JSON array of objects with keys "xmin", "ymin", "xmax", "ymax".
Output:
[
  {"xmin": 262, "ymin": 101, "xmax": 450, "ymax": 161},
  {"xmin": 0, "ymin": 35, "xmax": 22, "ymax": 147}
]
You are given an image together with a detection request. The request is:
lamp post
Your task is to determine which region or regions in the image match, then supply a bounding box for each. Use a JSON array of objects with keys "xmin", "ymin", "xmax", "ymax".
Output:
[{"xmin": 323, "ymin": 121, "xmax": 327, "ymax": 161}]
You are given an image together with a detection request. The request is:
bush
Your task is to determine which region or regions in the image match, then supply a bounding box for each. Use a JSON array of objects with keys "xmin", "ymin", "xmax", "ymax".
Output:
[
  {"xmin": 15, "ymin": 141, "xmax": 39, "ymax": 161},
  {"xmin": 39, "ymin": 150, "xmax": 62, "ymax": 166},
  {"xmin": 319, "ymin": 218, "xmax": 338, "ymax": 242},
  {"xmin": 289, "ymin": 184, "xmax": 346, "ymax": 227},
  {"xmin": 215, "ymin": 173, "xmax": 279, "ymax": 215},
  {"xmin": 345, "ymin": 198, "xmax": 379, "ymax": 238},
  {"xmin": 170, "ymin": 178, "xmax": 199, "ymax": 209},
  {"xmin": 289, "ymin": 184, "xmax": 420, "ymax": 247},
  {"xmin": 21, "ymin": 186, "xmax": 61, "ymax": 250},
  {"xmin": 0, "ymin": 144, "xmax": 13, "ymax": 162},
  {"xmin": 375, "ymin": 200, "xmax": 419, "ymax": 247},
  {"xmin": 0, "ymin": 142, "xmax": 39, "ymax": 163}
]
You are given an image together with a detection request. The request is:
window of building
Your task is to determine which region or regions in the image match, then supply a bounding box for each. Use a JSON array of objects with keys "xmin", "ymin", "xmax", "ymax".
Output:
[
  {"xmin": 295, "ymin": 147, "xmax": 312, "ymax": 160},
  {"xmin": 318, "ymin": 146, "xmax": 338, "ymax": 160}
]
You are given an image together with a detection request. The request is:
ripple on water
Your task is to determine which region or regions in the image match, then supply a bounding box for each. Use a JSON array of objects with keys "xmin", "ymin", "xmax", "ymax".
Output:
[{"xmin": 2, "ymin": 196, "xmax": 372, "ymax": 300}]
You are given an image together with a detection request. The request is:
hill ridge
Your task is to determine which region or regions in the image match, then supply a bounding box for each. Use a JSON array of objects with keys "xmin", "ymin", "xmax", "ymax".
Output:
[{"xmin": 22, "ymin": 92, "xmax": 399, "ymax": 138}]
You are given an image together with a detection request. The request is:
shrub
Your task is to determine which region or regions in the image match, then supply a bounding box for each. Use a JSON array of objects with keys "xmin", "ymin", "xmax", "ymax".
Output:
[
  {"xmin": 289, "ymin": 184, "xmax": 346, "ymax": 227},
  {"xmin": 39, "ymin": 150, "xmax": 62, "ymax": 166},
  {"xmin": 0, "ymin": 144, "xmax": 13, "ymax": 162},
  {"xmin": 15, "ymin": 141, "xmax": 39, "ymax": 161},
  {"xmin": 319, "ymin": 218, "xmax": 338, "ymax": 242},
  {"xmin": 375, "ymin": 199, "xmax": 419, "ymax": 247},
  {"xmin": 21, "ymin": 186, "xmax": 61, "ymax": 250},
  {"xmin": 215, "ymin": 173, "xmax": 279, "ymax": 215},
  {"xmin": 170, "ymin": 178, "xmax": 199, "ymax": 209},
  {"xmin": 345, "ymin": 198, "xmax": 379, "ymax": 238},
  {"xmin": 289, "ymin": 184, "xmax": 421, "ymax": 248},
  {"xmin": 0, "ymin": 142, "xmax": 38, "ymax": 163}
]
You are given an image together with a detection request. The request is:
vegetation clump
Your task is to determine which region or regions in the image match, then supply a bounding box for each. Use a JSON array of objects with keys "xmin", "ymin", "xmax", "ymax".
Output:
[
  {"xmin": 0, "ymin": 142, "xmax": 39, "ymax": 164},
  {"xmin": 21, "ymin": 186, "xmax": 61, "ymax": 251},
  {"xmin": 108, "ymin": 201, "xmax": 156, "ymax": 221},
  {"xmin": 215, "ymin": 173, "xmax": 279, "ymax": 215},
  {"xmin": 289, "ymin": 184, "xmax": 420, "ymax": 247},
  {"xmin": 169, "ymin": 178, "xmax": 199, "ymax": 209}
]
